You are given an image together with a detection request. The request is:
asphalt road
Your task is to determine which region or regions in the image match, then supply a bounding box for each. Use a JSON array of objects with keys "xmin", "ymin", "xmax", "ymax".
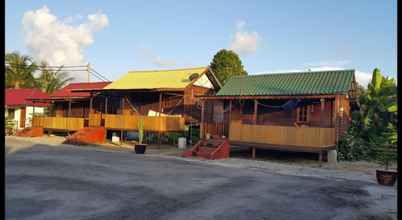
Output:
[{"xmin": 5, "ymin": 138, "xmax": 396, "ymax": 220}]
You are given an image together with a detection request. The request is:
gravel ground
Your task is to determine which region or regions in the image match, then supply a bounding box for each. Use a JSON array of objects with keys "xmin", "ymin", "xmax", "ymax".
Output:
[
  {"xmin": 5, "ymin": 137, "xmax": 397, "ymax": 220},
  {"xmin": 9, "ymin": 135, "xmax": 391, "ymax": 174}
]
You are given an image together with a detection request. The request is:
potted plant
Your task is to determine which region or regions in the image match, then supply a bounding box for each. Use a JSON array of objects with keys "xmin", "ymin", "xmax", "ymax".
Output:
[
  {"xmin": 135, "ymin": 118, "xmax": 147, "ymax": 154},
  {"xmin": 375, "ymin": 123, "xmax": 397, "ymax": 186}
]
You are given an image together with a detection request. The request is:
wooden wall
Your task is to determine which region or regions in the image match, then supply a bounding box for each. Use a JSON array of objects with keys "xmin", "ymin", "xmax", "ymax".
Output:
[
  {"xmin": 229, "ymin": 120, "xmax": 336, "ymax": 148},
  {"xmin": 203, "ymin": 96, "xmax": 352, "ymax": 139}
]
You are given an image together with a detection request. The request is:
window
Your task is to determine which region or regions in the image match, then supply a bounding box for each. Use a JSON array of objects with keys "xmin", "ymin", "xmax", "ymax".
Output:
[{"xmin": 297, "ymin": 105, "xmax": 309, "ymax": 123}]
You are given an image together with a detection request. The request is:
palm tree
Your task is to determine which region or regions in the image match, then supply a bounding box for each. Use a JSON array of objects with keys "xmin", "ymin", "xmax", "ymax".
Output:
[
  {"xmin": 36, "ymin": 61, "xmax": 74, "ymax": 94},
  {"xmin": 5, "ymin": 52, "xmax": 38, "ymax": 88}
]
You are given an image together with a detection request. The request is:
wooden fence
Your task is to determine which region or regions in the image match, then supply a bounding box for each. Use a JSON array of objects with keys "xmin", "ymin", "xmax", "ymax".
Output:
[
  {"xmin": 229, "ymin": 120, "xmax": 336, "ymax": 148},
  {"xmin": 103, "ymin": 114, "xmax": 185, "ymax": 132},
  {"xmin": 32, "ymin": 116, "xmax": 85, "ymax": 131}
]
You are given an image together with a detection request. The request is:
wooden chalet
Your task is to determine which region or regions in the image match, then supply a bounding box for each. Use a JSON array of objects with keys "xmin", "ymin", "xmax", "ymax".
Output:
[
  {"xmin": 199, "ymin": 69, "xmax": 358, "ymax": 160},
  {"xmin": 30, "ymin": 82, "xmax": 111, "ymax": 133},
  {"xmin": 68, "ymin": 67, "xmax": 221, "ymax": 140}
]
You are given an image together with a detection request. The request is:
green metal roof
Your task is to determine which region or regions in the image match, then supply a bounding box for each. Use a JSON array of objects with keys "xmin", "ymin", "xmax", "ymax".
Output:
[{"xmin": 216, "ymin": 69, "xmax": 355, "ymax": 96}]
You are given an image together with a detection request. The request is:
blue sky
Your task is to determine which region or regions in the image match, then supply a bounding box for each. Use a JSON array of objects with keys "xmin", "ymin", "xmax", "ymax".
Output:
[{"xmin": 6, "ymin": 0, "xmax": 397, "ymax": 85}]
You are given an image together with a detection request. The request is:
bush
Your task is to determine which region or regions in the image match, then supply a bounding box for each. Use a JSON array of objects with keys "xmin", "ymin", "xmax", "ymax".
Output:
[{"xmin": 337, "ymin": 129, "xmax": 373, "ymax": 161}]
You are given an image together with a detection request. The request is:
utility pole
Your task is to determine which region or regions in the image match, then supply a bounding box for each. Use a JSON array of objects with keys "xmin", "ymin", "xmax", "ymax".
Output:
[{"xmin": 87, "ymin": 63, "xmax": 91, "ymax": 82}]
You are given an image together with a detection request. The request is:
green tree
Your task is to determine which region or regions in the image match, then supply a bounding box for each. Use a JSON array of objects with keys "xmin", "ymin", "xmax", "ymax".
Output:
[
  {"xmin": 209, "ymin": 49, "xmax": 247, "ymax": 84},
  {"xmin": 36, "ymin": 62, "xmax": 74, "ymax": 93},
  {"xmin": 337, "ymin": 68, "xmax": 397, "ymax": 162},
  {"xmin": 5, "ymin": 52, "xmax": 37, "ymax": 88}
]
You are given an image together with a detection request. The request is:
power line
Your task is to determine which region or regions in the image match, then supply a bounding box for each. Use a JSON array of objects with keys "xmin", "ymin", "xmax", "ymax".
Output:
[
  {"xmin": 89, "ymin": 68, "xmax": 110, "ymax": 81},
  {"xmin": 5, "ymin": 63, "xmax": 87, "ymax": 68},
  {"xmin": 90, "ymin": 72, "xmax": 107, "ymax": 82},
  {"xmin": 6, "ymin": 62, "xmax": 111, "ymax": 82},
  {"xmin": 89, "ymin": 70, "xmax": 108, "ymax": 82}
]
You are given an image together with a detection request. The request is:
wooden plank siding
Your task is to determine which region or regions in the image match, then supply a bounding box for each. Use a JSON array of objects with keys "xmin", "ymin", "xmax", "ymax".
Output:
[
  {"xmin": 229, "ymin": 120, "xmax": 336, "ymax": 148},
  {"xmin": 32, "ymin": 116, "xmax": 85, "ymax": 131},
  {"xmin": 103, "ymin": 114, "xmax": 185, "ymax": 132}
]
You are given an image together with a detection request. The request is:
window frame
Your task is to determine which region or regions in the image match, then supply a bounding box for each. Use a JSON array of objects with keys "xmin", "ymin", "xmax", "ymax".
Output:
[{"xmin": 296, "ymin": 105, "xmax": 310, "ymax": 123}]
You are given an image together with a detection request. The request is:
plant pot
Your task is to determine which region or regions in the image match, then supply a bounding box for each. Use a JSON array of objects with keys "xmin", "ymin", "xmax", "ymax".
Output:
[
  {"xmin": 135, "ymin": 144, "xmax": 147, "ymax": 154},
  {"xmin": 376, "ymin": 169, "xmax": 398, "ymax": 186}
]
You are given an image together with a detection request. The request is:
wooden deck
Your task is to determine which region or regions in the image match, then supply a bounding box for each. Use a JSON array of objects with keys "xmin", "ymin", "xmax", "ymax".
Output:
[
  {"xmin": 33, "ymin": 114, "xmax": 186, "ymax": 133},
  {"xmin": 229, "ymin": 120, "xmax": 336, "ymax": 149},
  {"xmin": 32, "ymin": 116, "xmax": 85, "ymax": 131}
]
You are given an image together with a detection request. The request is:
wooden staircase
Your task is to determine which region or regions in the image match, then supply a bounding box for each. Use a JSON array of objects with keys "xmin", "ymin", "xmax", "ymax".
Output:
[{"xmin": 182, "ymin": 138, "xmax": 230, "ymax": 160}]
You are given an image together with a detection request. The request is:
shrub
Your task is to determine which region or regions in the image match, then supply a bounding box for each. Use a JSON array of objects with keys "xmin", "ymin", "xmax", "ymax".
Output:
[{"xmin": 337, "ymin": 129, "xmax": 373, "ymax": 161}]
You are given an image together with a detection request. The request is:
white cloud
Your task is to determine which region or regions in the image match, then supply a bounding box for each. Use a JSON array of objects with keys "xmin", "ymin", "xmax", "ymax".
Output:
[
  {"xmin": 230, "ymin": 21, "xmax": 260, "ymax": 55},
  {"xmin": 355, "ymin": 70, "xmax": 372, "ymax": 86},
  {"xmin": 22, "ymin": 5, "xmax": 109, "ymax": 81},
  {"xmin": 137, "ymin": 48, "xmax": 176, "ymax": 68}
]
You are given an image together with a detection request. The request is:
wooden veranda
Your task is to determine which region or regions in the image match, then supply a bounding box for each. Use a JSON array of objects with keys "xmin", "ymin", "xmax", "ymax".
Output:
[{"xmin": 199, "ymin": 94, "xmax": 351, "ymax": 161}]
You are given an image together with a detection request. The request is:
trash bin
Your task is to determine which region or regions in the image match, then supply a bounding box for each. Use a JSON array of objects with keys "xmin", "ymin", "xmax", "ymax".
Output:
[{"xmin": 178, "ymin": 137, "xmax": 186, "ymax": 149}]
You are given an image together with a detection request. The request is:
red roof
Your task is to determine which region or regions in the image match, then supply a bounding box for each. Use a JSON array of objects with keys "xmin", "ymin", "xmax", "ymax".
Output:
[
  {"xmin": 50, "ymin": 82, "xmax": 111, "ymax": 99},
  {"xmin": 5, "ymin": 88, "xmax": 51, "ymax": 107}
]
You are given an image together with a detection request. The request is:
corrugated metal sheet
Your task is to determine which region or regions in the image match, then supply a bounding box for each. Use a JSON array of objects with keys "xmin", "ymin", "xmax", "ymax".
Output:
[
  {"xmin": 51, "ymin": 82, "xmax": 111, "ymax": 98},
  {"xmin": 104, "ymin": 67, "xmax": 208, "ymax": 90},
  {"xmin": 5, "ymin": 88, "xmax": 50, "ymax": 107},
  {"xmin": 216, "ymin": 69, "xmax": 355, "ymax": 96}
]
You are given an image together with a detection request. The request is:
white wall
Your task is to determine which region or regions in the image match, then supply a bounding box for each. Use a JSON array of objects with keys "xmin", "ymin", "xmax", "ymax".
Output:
[
  {"xmin": 13, "ymin": 108, "xmax": 21, "ymax": 129},
  {"xmin": 193, "ymin": 74, "xmax": 214, "ymax": 88},
  {"xmin": 26, "ymin": 106, "xmax": 45, "ymax": 128},
  {"xmin": 10, "ymin": 106, "xmax": 46, "ymax": 129}
]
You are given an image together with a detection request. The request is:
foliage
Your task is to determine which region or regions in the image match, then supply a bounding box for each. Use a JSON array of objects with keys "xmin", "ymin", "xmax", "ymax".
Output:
[
  {"xmin": 5, "ymin": 52, "xmax": 74, "ymax": 94},
  {"xmin": 337, "ymin": 112, "xmax": 374, "ymax": 161},
  {"xmin": 209, "ymin": 49, "xmax": 247, "ymax": 85},
  {"xmin": 5, "ymin": 52, "xmax": 38, "ymax": 88},
  {"xmin": 138, "ymin": 118, "xmax": 144, "ymax": 144},
  {"xmin": 5, "ymin": 119, "xmax": 16, "ymax": 136},
  {"xmin": 166, "ymin": 132, "xmax": 181, "ymax": 145},
  {"xmin": 35, "ymin": 62, "xmax": 74, "ymax": 93},
  {"xmin": 337, "ymin": 68, "xmax": 397, "ymax": 167}
]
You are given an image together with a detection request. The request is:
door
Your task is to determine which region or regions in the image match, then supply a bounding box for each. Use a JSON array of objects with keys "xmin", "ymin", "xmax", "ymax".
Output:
[{"xmin": 20, "ymin": 107, "xmax": 26, "ymax": 128}]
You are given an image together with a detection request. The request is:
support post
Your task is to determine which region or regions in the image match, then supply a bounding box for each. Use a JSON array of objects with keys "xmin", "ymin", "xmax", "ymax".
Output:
[
  {"xmin": 318, "ymin": 151, "xmax": 323, "ymax": 167},
  {"xmin": 68, "ymin": 99, "xmax": 72, "ymax": 135},
  {"xmin": 89, "ymin": 95, "xmax": 93, "ymax": 114},
  {"xmin": 200, "ymin": 99, "xmax": 205, "ymax": 139},
  {"xmin": 87, "ymin": 63, "xmax": 91, "ymax": 83},
  {"xmin": 68, "ymin": 99, "xmax": 72, "ymax": 117},
  {"xmin": 228, "ymin": 100, "xmax": 232, "ymax": 130},
  {"xmin": 252, "ymin": 147, "xmax": 256, "ymax": 159},
  {"xmin": 105, "ymin": 97, "xmax": 108, "ymax": 114},
  {"xmin": 320, "ymin": 98, "xmax": 325, "ymax": 126},
  {"xmin": 319, "ymin": 98, "xmax": 325, "ymax": 165},
  {"xmin": 253, "ymin": 99, "xmax": 258, "ymax": 124},
  {"xmin": 159, "ymin": 92, "xmax": 163, "ymax": 114},
  {"xmin": 121, "ymin": 96, "xmax": 124, "ymax": 143}
]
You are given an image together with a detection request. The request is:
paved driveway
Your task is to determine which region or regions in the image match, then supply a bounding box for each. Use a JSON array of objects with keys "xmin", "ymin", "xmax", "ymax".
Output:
[{"xmin": 5, "ymin": 138, "xmax": 397, "ymax": 220}]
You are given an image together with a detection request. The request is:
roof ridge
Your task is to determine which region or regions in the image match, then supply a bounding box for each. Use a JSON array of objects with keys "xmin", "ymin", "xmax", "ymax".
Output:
[
  {"xmin": 232, "ymin": 69, "xmax": 355, "ymax": 78},
  {"xmin": 127, "ymin": 66, "xmax": 207, "ymax": 73}
]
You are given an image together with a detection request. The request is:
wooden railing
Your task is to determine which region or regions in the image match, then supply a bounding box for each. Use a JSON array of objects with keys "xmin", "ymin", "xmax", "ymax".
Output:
[
  {"xmin": 229, "ymin": 120, "xmax": 336, "ymax": 148},
  {"xmin": 88, "ymin": 113, "xmax": 103, "ymax": 127},
  {"xmin": 32, "ymin": 116, "xmax": 85, "ymax": 131},
  {"xmin": 103, "ymin": 114, "xmax": 185, "ymax": 132}
]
